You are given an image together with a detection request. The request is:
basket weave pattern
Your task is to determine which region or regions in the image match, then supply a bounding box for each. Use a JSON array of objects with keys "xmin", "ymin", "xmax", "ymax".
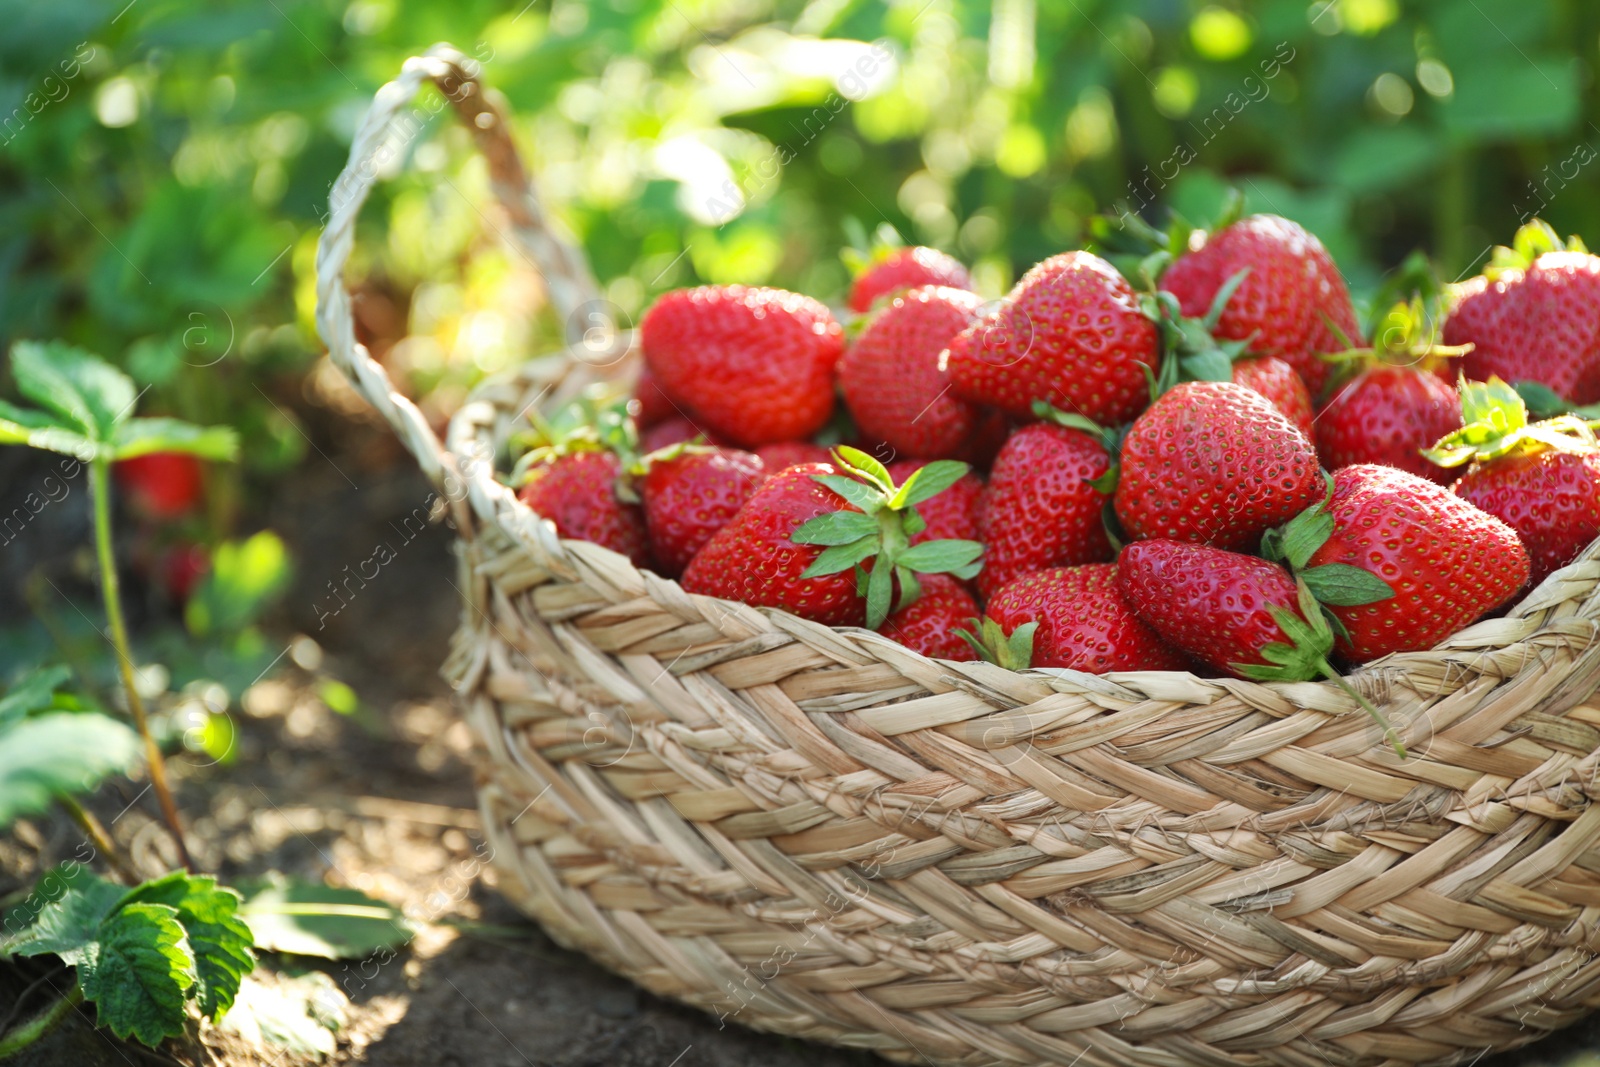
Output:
[{"xmin": 317, "ymin": 47, "xmax": 1600, "ymax": 1067}]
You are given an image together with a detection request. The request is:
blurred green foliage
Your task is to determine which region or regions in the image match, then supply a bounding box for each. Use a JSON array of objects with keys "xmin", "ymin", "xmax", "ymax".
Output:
[{"xmin": 3, "ymin": 0, "xmax": 1600, "ymax": 463}]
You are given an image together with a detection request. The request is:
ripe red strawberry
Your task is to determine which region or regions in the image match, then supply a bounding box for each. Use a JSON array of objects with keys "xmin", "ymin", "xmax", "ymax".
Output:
[
  {"xmin": 887, "ymin": 459, "xmax": 982, "ymax": 546},
  {"xmin": 984, "ymin": 564, "xmax": 1187, "ymax": 672},
  {"xmin": 1305, "ymin": 464, "xmax": 1529, "ymax": 661},
  {"xmin": 1426, "ymin": 378, "xmax": 1600, "ymax": 588},
  {"xmin": 946, "ymin": 251, "xmax": 1159, "ymax": 424},
  {"xmin": 976, "ymin": 417, "xmax": 1115, "ymax": 599},
  {"xmin": 849, "ymin": 246, "xmax": 973, "ymax": 313},
  {"xmin": 1232, "ymin": 356, "xmax": 1314, "ymax": 440},
  {"xmin": 518, "ymin": 449, "xmax": 649, "ymax": 567},
  {"xmin": 682, "ymin": 463, "xmax": 863, "ymax": 625},
  {"xmin": 1445, "ymin": 223, "xmax": 1600, "ymax": 404},
  {"xmin": 1115, "ymin": 380, "xmax": 1322, "ymax": 551},
  {"xmin": 877, "ymin": 574, "xmax": 978, "ymax": 660},
  {"xmin": 838, "ymin": 286, "xmax": 987, "ymax": 459},
  {"xmin": 1160, "ymin": 214, "xmax": 1361, "ymax": 396},
  {"xmin": 1315, "ymin": 365, "xmax": 1459, "ymax": 483},
  {"xmin": 1117, "ymin": 541, "xmax": 1307, "ymax": 678},
  {"xmin": 631, "ymin": 367, "xmax": 679, "ymax": 427},
  {"xmin": 755, "ymin": 441, "xmax": 831, "ymax": 473},
  {"xmin": 684, "ymin": 452, "xmax": 983, "ymax": 628},
  {"xmin": 115, "ymin": 452, "xmax": 204, "ymax": 519},
  {"xmin": 641, "ymin": 286, "xmax": 844, "ymax": 447},
  {"xmin": 640, "ymin": 447, "xmax": 765, "ymax": 577},
  {"xmin": 641, "ymin": 416, "xmax": 706, "ymax": 453}
]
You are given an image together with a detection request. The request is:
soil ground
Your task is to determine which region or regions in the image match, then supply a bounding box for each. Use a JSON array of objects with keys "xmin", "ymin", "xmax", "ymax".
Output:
[{"xmin": 2, "ymin": 408, "xmax": 1599, "ymax": 1067}]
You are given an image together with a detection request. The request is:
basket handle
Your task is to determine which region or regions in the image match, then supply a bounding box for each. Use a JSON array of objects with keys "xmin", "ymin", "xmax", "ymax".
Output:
[{"xmin": 314, "ymin": 43, "xmax": 602, "ymax": 488}]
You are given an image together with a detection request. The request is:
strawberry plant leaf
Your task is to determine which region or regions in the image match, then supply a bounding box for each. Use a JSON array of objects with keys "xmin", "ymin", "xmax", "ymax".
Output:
[
  {"xmin": 1201, "ymin": 268, "xmax": 1251, "ymax": 329},
  {"xmin": 801, "ymin": 537, "xmax": 882, "ymax": 578},
  {"xmin": 0, "ymin": 402, "xmax": 98, "ymax": 460},
  {"xmin": 791, "ymin": 511, "xmax": 879, "ymax": 546},
  {"xmin": 897, "ymin": 539, "xmax": 984, "ymax": 576},
  {"xmin": 236, "ymin": 876, "xmax": 413, "ymax": 960},
  {"xmin": 832, "ymin": 445, "xmax": 893, "ymax": 490},
  {"xmin": 121, "ymin": 872, "xmax": 255, "ymax": 1018},
  {"xmin": 1279, "ymin": 509, "xmax": 1334, "ymax": 570},
  {"xmin": 812, "ymin": 474, "xmax": 884, "ymax": 514},
  {"xmin": 0, "ymin": 665, "xmax": 74, "ymax": 727},
  {"xmin": 891, "ymin": 460, "xmax": 969, "ymax": 508},
  {"xmin": 11, "ymin": 341, "xmax": 136, "ymax": 442},
  {"xmin": 0, "ymin": 712, "xmax": 142, "ymax": 828},
  {"xmin": 112, "ymin": 418, "xmax": 240, "ymax": 462},
  {"xmin": 5, "ymin": 867, "xmax": 129, "ymax": 963},
  {"xmin": 77, "ymin": 902, "xmax": 196, "ymax": 1048},
  {"xmin": 902, "ymin": 507, "xmax": 927, "ymax": 537},
  {"xmin": 863, "ymin": 560, "xmax": 894, "ymax": 629},
  {"xmin": 1299, "ymin": 564, "xmax": 1395, "ymax": 607},
  {"xmin": 1515, "ymin": 380, "xmax": 1578, "ymax": 419}
]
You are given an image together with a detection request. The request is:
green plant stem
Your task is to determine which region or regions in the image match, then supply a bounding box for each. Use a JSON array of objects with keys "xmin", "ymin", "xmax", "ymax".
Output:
[
  {"xmin": 56, "ymin": 797, "xmax": 137, "ymax": 885},
  {"xmin": 0, "ymin": 986, "xmax": 82, "ymax": 1059},
  {"xmin": 89, "ymin": 460, "xmax": 192, "ymax": 873},
  {"xmin": 1320, "ymin": 660, "xmax": 1405, "ymax": 759}
]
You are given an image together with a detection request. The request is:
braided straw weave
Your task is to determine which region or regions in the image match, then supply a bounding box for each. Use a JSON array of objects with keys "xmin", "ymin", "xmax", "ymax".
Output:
[{"xmin": 317, "ymin": 46, "xmax": 1600, "ymax": 1067}]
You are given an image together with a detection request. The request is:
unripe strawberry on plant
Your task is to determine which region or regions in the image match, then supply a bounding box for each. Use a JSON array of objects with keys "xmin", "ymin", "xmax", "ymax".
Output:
[
  {"xmin": 518, "ymin": 449, "xmax": 650, "ymax": 567},
  {"xmin": 1159, "ymin": 213, "xmax": 1362, "ymax": 396},
  {"xmin": 683, "ymin": 450, "xmax": 984, "ymax": 629},
  {"xmin": 1301, "ymin": 464, "xmax": 1529, "ymax": 662},
  {"xmin": 877, "ymin": 574, "xmax": 979, "ymax": 660},
  {"xmin": 1445, "ymin": 221, "xmax": 1600, "ymax": 405},
  {"xmin": 838, "ymin": 286, "xmax": 988, "ymax": 460},
  {"xmin": 847, "ymin": 245, "xmax": 973, "ymax": 313},
  {"xmin": 976, "ymin": 407, "xmax": 1116, "ymax": 599},
  {"xmin": 640, "ymin": 285, "xmax": 844, "ymax": 447},
  {"xmin": 639, "ymin": 446, "xmax": 765, "ymax": 577},
  {"xmin": 946, "ymin": 251, "xmax": 1160, "ymax": 424},
  {"xmin": 1426, "ymin": 378, "xmax": 1600, "ymax": 588},
  {"xmin": 1114, "ymin": 380, "xmax": 1322, "ymax": 552},
  {"xmin": 115, "ymin": 452, "xmax": 204, "ymax": 520},
  {"xmin": 978, "ymin": 564, "xmax": 1187, "ymax": 673}
]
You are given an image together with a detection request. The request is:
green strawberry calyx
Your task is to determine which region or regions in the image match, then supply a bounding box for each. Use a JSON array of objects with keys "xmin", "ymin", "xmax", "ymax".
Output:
[
  {"xmin": 1425, "ymin": 377, "xmax": 1600, "ymax": 468},
  {"xmin": 1142, "ymin": 268, "xmax": 1258, "ymax": 393},
  {"xmin": 1483, "ymin": 218, "xmax": 1587, "ymax": 280},
  {"xmin": 957, "ymin": 616, "xmax": 1036, "ymax": 670},
  {"xmin": 789, "ymin": 446, "xmax": 984, "ymax": 629},
  {"xmin": 1262, "ymin": 473, "xmax": 1396, "ymax": 611},
  {"xmin": 1319, "ymin": 295, "xmax": 1470, "ymax": 384},
  {"xmin": 1233, "ymin": 577, "xmax": 1405, "ymax": 758},
  {"xmin": 509, "ymin": 390, "xmax": 639, "ymax": 488},
  {"xmin": 840, "ymin": 220, "xmax": 905, "ymax": 277}
]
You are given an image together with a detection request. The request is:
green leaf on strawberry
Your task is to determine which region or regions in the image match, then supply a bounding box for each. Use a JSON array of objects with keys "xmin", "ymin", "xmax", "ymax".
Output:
[
  {"xmin": 1263, "ymin": 473, "xmax": 1397, "ymax": 630},
  {"xmin": 1425, "ymin": 376, "xmax": 1600, "ymax": 468},
  {"xmin": 790, "ymin": 446, "xmax": 984, "ymax": 628},
  {"xmin": 957, "ymin": 617, "xmax": 1036, "ymax": 671}
]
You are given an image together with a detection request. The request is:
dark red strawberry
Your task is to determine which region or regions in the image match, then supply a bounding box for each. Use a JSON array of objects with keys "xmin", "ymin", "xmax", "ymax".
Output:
[
  {"xmin": 1115, "ymin": 380, "xmax": 1322, "ymax": 551},
  {"xmin": 162, "ymin": 542, "xmax": 209, "ymax": 603},
  {"xmin": 641, "ymin": 286, "xmax": 844, "ymax": 447},
  {"xmin": 755, "ymin": 441, "xmax": 832, "ymax": 473},
  {"xmin": 849, "ymin": 246, "xmax": 973, "ymax": 313},
  {"xmin": 888, "ymin": 459, "xmax": 982, "ymax": 546},
  {"xmin": 1426, "ymin": 378, "xmax": 1600, "ymax": 587},
  {"xmin": 518, "ymin": 449, "xmax": 649, "ymax": 567},
  {"xmin": 640, "ymin": 447, "xmax": 765, "ymax": 577},
  {"xmin": 632, "ymin": 367, "xmax": 679, "ymax": 427},
  {"xmin": 1160, "ymin": 214, "xmax": 1361, "ymax": 396},
  {"xmin": 1233, "ymin": 356, "xmax": 1314, "ymax": 440},
  {"xmin": 1445, "ymin": 222, "xmax": 1600, "ymax": 404},
  {"xmin": 115, "ymin": 452, "xmax": 204, "ymax": 519},
  {"xmin": 1315, "ymin": 365, "xmax": 1459, "ymax": 482},
  {"xmin": 946, "ymin": 251, "xmax": 1160, "ymax": 424},
  {"xmin": 839, "ymin": 286, "xmax": 987, "ymax": 460},
  {"xmin": 684, "ymin": 451, "xmax": 984, "ymax": 628},
  {"xmin": 976, "ymin": 415, "xmax": 1115, "ymax": 599},
  {"xmin": 984, "ymin": 564, "xmax": 1187, "ymax": 672},
  {"xmin": 1304, "ymin": 464, "xmax": 1529, "ymax": 661},
  {"xmin": 641, "ymin": 416, "xmax": 708, "ymax": 453},
  {"xmin": 877, "ymin": 574, "xmax": 979, "ymax": 660}
]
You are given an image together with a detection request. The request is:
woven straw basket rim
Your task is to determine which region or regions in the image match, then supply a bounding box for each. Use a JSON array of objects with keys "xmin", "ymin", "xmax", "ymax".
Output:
[{"xmin": 316, "ymin": 45, "xmax": 1600, "ymax": 1067}]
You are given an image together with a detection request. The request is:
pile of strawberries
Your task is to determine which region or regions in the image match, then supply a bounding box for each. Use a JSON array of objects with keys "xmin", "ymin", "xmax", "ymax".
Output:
[{"xmin": 513, "ymin": 211, "xmax": 1600, "ymax": 727}]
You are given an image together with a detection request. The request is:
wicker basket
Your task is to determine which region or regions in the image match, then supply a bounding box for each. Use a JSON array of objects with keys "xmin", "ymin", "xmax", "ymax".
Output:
[{"xmin": 316, "ymin": 46, "xmax": 1600, "ymax": 1067}]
